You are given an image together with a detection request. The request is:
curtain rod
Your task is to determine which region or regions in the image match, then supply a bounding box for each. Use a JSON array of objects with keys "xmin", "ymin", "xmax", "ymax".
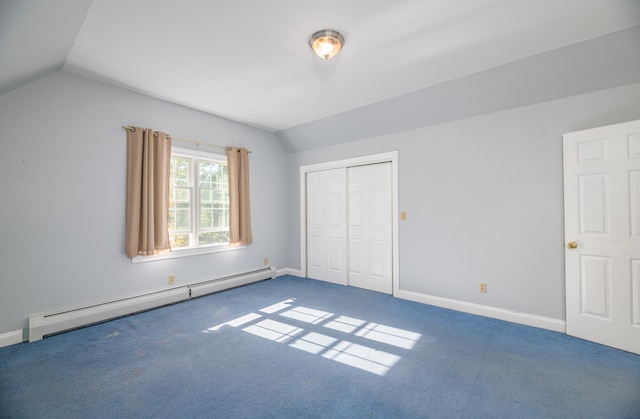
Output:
[{"xmin": 122, "ymin": 126, "xmax": 251, "ymax": 153}]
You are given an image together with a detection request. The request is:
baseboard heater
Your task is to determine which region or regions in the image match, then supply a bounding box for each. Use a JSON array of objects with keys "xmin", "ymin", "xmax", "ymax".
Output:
[{"xmin": 28, "ymin": 266, "xmax": 276, "ymax": 342}]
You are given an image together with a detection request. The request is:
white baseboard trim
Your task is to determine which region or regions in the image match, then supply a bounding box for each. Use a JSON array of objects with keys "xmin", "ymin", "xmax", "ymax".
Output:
[
  {"xmin": 0, "ymin": 330, "xmax": 24, "ymax": 348},
  {"xmin": 395, "ymin": 289, "xmax": 566, "ymax": 333},
  {"xmin": 275, "ymin": 271, "xmax": 564, "ymax": 333},
  {"xmin": 3, "ymin": 274, "xmax": 563, "ymax": 349},
  {"xmin": 277, "ymin": 268, "xmax": 304, "ymax": 277}
]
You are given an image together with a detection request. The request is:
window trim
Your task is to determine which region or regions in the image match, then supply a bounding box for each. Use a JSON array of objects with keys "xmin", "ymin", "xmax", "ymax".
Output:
[
  {"xmin": 131, "ymin": 146, "xmax": 238, "ymax": 263},
  {"xmin": 131, "ymin": 243, "xmax": 245, "ymax": 264}
]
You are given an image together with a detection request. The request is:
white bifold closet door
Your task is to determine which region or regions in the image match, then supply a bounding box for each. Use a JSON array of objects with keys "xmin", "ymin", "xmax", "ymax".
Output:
[
  {"xmin": 306, "ymin": 167, "xmax": 348, "ymax": 286},
  {"xmin": 306, "ymin": 163, "xmax": 392, "ymax": 294}
]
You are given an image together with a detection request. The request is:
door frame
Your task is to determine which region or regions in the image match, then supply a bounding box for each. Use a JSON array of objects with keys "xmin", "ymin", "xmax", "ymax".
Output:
[{"xmin": 299, "ymin": 151, "xmax": 399, "ymax": 295}]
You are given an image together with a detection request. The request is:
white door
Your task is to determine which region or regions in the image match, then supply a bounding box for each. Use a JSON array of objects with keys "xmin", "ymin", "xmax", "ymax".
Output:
[
  {"xmin": 306, "ymin": 168, "xmax": 348, "ymax": 285},
  {"xmin": 348, "ymin": 163, "xmax": 393, "ymax": 294},
  {"xmin": 563, "ymin": 119, "xmax": 640, "ymax": 355}
]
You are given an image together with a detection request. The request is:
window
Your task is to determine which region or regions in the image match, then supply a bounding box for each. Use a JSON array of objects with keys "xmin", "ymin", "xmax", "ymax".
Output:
[{"xmin": 169, "ymin": 147, "xmax": 229, "ymax": 249}]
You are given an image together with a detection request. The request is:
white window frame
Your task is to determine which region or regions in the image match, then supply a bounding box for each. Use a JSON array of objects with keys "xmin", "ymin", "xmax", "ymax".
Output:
[{"xmin": 132, "ymin": 146, "xmax": 243, "ymax": 264}]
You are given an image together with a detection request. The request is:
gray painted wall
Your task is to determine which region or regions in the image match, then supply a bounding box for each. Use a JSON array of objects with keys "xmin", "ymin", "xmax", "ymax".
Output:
[
  {"xmin": 2, "ymin": 70, "xmax": 639, "ymax": 339},
  {"xmin": 0, "ymin": 71, "xmax": 288, "ymax": 335},
  {"xmin": 286, "ymin": 83, "xmax": 640, "ymax": 320}
]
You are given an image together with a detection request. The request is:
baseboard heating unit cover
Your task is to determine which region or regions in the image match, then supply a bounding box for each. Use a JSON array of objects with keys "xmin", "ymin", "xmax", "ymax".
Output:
[{"xmin": 28, "ymin": 266, "xmax": 276, "ymax": 342}]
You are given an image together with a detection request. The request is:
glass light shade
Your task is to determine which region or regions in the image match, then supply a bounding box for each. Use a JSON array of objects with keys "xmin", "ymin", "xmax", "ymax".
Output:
[{"xmin": 309, "ymin": 30, "xmax": 344, "ymax": 60}]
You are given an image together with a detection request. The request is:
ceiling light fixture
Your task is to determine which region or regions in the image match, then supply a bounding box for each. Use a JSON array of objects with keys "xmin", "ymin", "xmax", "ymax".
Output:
[{"xmin": 309, "ymin": 29, "xmax": 345, "ymax": 60}]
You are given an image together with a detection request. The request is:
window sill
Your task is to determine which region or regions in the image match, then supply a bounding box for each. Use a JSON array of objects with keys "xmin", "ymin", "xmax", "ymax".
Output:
[{"xmin": 131, "ymin": 244, "xmax": 245, "ymax": 264}]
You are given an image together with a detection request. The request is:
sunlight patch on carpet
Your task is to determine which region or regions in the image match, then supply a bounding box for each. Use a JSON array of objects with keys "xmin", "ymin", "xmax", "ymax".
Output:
[
  {"xmin": 206, "ymin": 313, "xmax": 263, "ymax": 331},
  {"xmin": 324, "ymin": 316, "xmax": 367, "ymax": 333},
  {"xmin": 243, "ymin": 319, "xmax": 304, "ymax": 343},
  {"xmin": 259, "ymin": 299, "xmax": 295, "ymax": 314},
  {"xmin": 355, "ymin": 322, "xmax": 421, "ymax": 350},
  {"xmin": 289, "ymin": 332, "xmax": 338, "ymax": 355},
  {"xmin": 323, "ymin": 340, "xmax": 402, "ymax": 376},
  {"xmin": 280, "ymin": 306, "xmax": 334, "ymax": 324},
  {"xmin": 204, "ymin": 298, "xmax": 422, "ymax": 376}
]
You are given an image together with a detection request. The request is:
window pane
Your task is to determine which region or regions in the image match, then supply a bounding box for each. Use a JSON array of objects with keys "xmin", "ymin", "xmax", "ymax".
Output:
[
  {"xmin": 175, "ymin": 206, "xmax": 191, "ymax": 231},
  {"xmin": 199, "ymin": 161, "xmax": 222, "ymax": 188},
  {"xmin": 214, "ymin": 208, "xmax": 229, "ymax": 228},
  {"xmin": 200, "ymin": 201, "xmax": 214, "ymax": 229},
  {"xmin": 199, "ymin": 231, "xmax": 229, "ymax": 246},
  {"xmin": 168, "ymin": 150, "xmax": 230, "ymax": 249},
  {"xmin": 213, "ymin": 190, "xmax": 223, "ymax": 202},
  {"xmin": 171, "ymin": 157, "xmax": 191, "ymax": 187},
  {"xmin": 171, "ymin": 233, "xmax": 191, "ymax": 248},
  {"xmin": 175, "ymin": 188, "xmax": 190, "ymax": 202},
  {"xmin": 169, "ymin": 188, "xmax": 191, "ymax": 231},
  {"xmin": 201, "ymin": 189, "xmax": 212, "ymax": 203},
  {"xmin": 200, "ymin": 188, "xmax": 228, "ymax": 230},
  {"xmin": 220, "ymin": 165, "xmax": 228, "ymax": 189}
]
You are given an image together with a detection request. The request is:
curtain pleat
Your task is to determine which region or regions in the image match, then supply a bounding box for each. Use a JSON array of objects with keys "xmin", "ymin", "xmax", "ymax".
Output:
[
  {"xmin": 125, "ymin": 127, "xmax": 172, "ymax": 257},
  {"xmin": 227, "ymin": 147, "xmax": 253, "ymax": 246}
]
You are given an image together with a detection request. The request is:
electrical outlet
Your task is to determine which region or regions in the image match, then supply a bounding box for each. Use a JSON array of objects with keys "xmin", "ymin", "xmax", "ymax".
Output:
[
  {"xmin": 168, "ymin": 275, "xmax": 175, "ymax": 285},
  {"xmin": 479, "ymin": 282, "xmax": 487, "ymax": 293},
  {"xmin": 263, "ymin": 258, "xmax": 269, "ymax": 266}
]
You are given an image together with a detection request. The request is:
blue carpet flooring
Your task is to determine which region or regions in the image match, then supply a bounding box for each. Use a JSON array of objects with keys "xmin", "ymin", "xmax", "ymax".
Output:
[{"xmin": 1, "ymin": 275, "xmax": 639, "ymax": 418}]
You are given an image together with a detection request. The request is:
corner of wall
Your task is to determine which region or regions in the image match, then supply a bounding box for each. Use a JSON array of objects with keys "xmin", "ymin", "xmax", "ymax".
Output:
[{"xmin": 276, "ymin": 267, "xmax": 304, "ymax": 278}]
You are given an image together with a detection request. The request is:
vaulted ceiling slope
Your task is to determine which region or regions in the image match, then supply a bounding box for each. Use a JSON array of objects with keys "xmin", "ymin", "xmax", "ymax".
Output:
[
  {"xmin": 2, "ymin": 0, "xmax": 640, "ymax": 152},
  {"xmin": 0, "ymin": 0, "xmax": 93, "ymax": 97}
]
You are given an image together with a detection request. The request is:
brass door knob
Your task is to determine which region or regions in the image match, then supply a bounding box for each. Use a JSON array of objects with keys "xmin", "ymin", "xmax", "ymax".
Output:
[{"xmin": 567, "ymin": 241, "xmax": 578, "ymax": 249}]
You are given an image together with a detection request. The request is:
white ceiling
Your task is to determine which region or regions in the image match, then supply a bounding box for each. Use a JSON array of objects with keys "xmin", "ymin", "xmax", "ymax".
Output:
[{"xmin": 2, "ymin": 0, "xmax": 640, "ymax": 138}]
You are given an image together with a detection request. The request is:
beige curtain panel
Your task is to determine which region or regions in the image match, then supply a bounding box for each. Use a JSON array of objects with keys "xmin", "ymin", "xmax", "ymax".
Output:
[
  {"xmin": 125, "ymin": 127, "xmax": 172, "ymax": 257},
  {"xmin": 226, "ymin": 147, "xmax": 253, "ymax": 246}
]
